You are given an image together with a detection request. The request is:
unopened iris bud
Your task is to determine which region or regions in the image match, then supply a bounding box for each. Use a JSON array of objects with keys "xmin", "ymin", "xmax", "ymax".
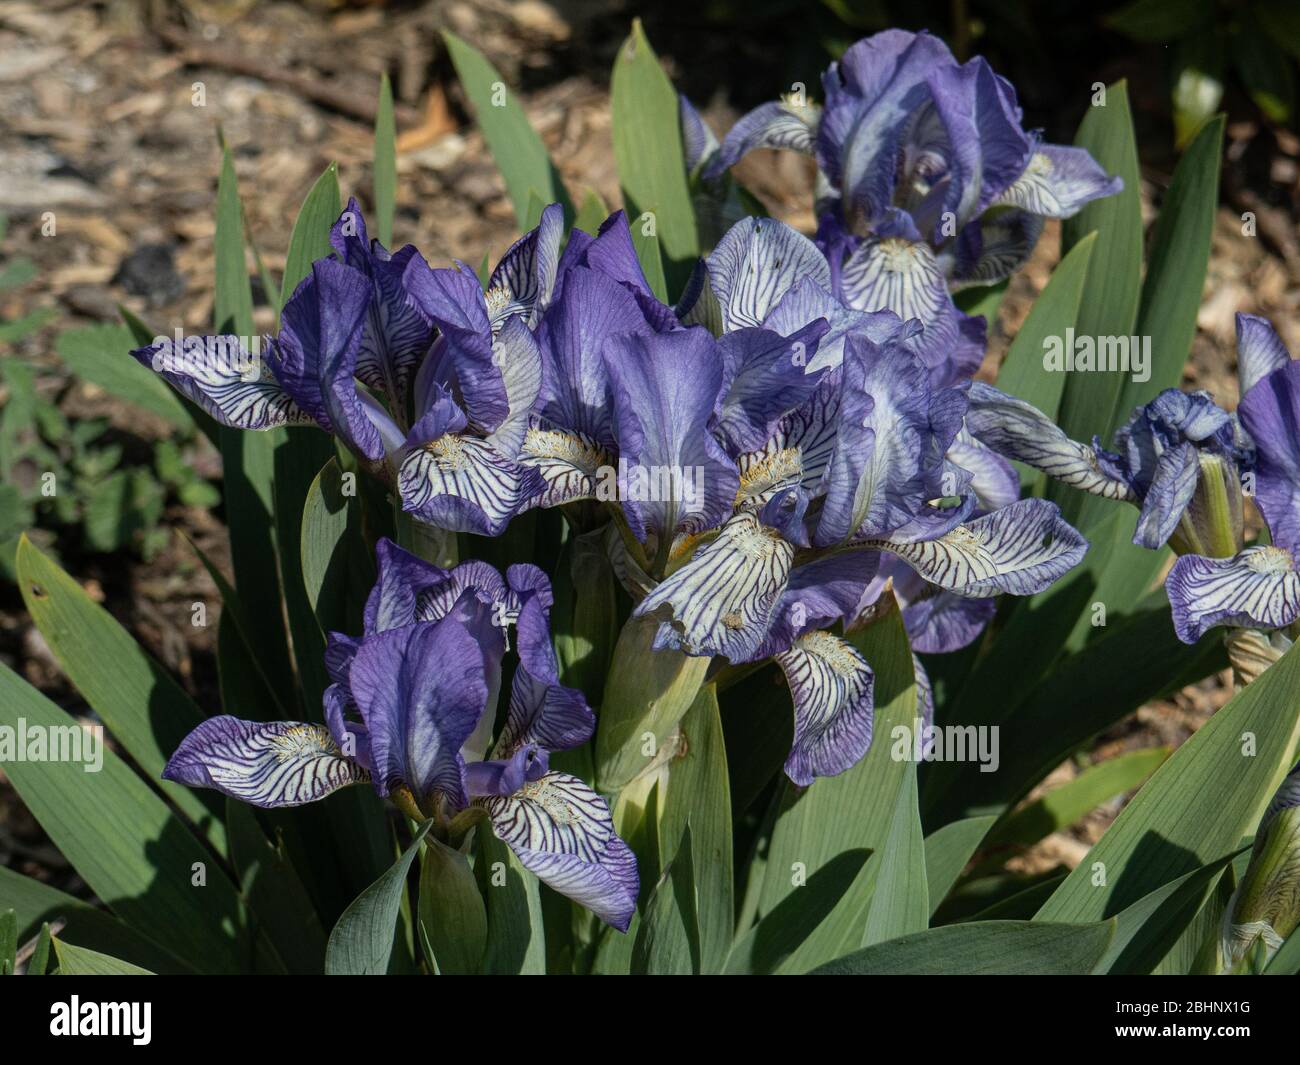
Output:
[{"xmin": 1220, "ymin": 763, "xmax": 1300, "ymax": 971}]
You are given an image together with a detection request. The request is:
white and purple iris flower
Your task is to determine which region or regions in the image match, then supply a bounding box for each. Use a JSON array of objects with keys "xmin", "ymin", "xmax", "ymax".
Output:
[
  {"xmin": 162, "ymin": 539, "xmax": 639, "ymax": 931},
  {"xmin": 965, "ymin": 315, "xmax": 1300, "ymax": 646},
  {"xmin": 693, "ymin": 29, "xmax": 1121, "ymax": 380},
  {"xmin": 1165, "ymin": 317, "xmax": 1300, "ymax": 644}
]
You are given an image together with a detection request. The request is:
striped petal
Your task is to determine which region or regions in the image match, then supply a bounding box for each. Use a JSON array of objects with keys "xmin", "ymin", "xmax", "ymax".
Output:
[
  {"xmin": 775, "ymin": 629, "xmax": 874, "ymax": 785},
  {"xmin": 680, "ymin": 94, "xmax": 720, "ymax": 174},
  {"xmin": 131, "ymin": 335, "xmax": 318, "ymax": 431},
  {"xmin": 736, "ymin": 373, "xmax": 841, "ymax": 510},
  {"xmin": 477, "ymin": 771, "xmax": 639, "ymax": 931},
  {"xmin": 704, "ymin": 99, "xmax": 820, "ymax": 182},
  {"xmin": 995, "ymin": 144, "xmax": 1123, "ymax": 219},
  {"xmin": 837, "ymin": 234, "xmax": 948, "ymax": 327},
  {"xmin": 965, "ymin": 382, "xmax": 1136, "ymax": 501},
  {"xmin": 1237, "ymin": 313, "xmax": 1291, "ymax": 399},
  {"xmin": 518, "ymin": 422, "xmax": 613, "ymax": 510},
  {"xmin": 950, "ymin": 209, "xmax": 1044, "ymax": 286},
  {"xmin": 869, "ymin": 497, "xmax": 1087, "ymax": 597},
  {"xmin": 635, "ymin": 510, "xmax": 796, "ymax": 661},
  {"xmin": 162, "ymin": 716, "xmax": 365, "ymax": 809},
  {"xmin": 347, "ymin": 618, "xmax": 488, "ymax": 806},
  {"xmin": 815, "ymin": 329, "xmax": 967, "ymax": 545},
  {"xmin": 483, "ymin": 316, "xmax": 543, "ymax": 457},
  {"xmin": 1133, "ymin": 441, "xmax": 1200, "ymax": 549},
  {"xmin": 1167, "ymin": 546, "xmax": 1300, "ymax": 644},
  {"xmin": 707, "ymin": 217, "xmax": 832, "ymax": 333},
  {"xmin": 398, "ymin": 432, "xmax": 544, "ymax": 536},
  {"xmin": 487, "ymin": 203, "xmax": 564, "ymax": 330}
]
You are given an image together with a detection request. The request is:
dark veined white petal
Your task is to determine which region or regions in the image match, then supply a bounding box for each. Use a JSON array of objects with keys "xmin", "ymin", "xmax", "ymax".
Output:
[
  {"xmin": 965, "ymin": 382, "xmax": 1136, "ymax": 501},
  {"xmin": 869, "ymin": 498, "xmax": 1088, "ymax": 597},
  {"xmin": 1166, "ymin": 546, "xmax": 1300, "ymax": 644},
  {"xmin": 635, "ymin": 511, "xmax": 796, "ymax": 661},
  {"xmin": 736, "ymin": 377, "xmax": 841, "ymax": 510},
  {"xmin": 162, "ymin": 716, "xmax": 366, "ymax": 808},
  {"xmin": 838, "ymin": 236, "xmax": 948, "ymax": 326},
  {"xmin": 134, "ymin": 335, "xmax": 319, "ymax": 431},
  {"xmin": 950, "ymin": 210, "xmax": 1044, "ymax": 287},
  {"xmin": 477, "ymin": 771, "xmax": 639, "ymax": 931},
  {"xmin": 707, "ymin": 216, "xmax": 832, "ymax": 332},
  {"xmin": 704, "ymin": 99, "xmax": 821, "ymax": 181},
  {"xmin": 994, "ymin": 145, "xmax": 1123, "ymax": 219},
  {"xmin": 775, "ymin": 629, "xmax": 874, "ymax": 786},
  {"xmin": 486, "ymin": 203, "xmax": 564, "ymax": 330},
  {"xmin": 355, "ymin": 255, "xmax": 433, "ymax": 408},
  {"xmin": 398, "ymin": 433, "xmax": 542, "ymax": 536},
  {"xmin": 517, "ymin": 423, "xmax": 614, "ymax": 510}
]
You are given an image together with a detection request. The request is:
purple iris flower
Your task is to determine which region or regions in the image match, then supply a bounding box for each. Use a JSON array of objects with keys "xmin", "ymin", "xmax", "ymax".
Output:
[
  {"xmin": 695, "ymin": 30, "xmax": 1121, "ymax": 383},
  {"xmin": 1165, "ymin": 316, "xmax": 1300, "ymax": 643},
  {"xmin": 132, "ymin": 199, "xmax": 434, "ymax": 465},
  {"xmin": 162, "ymin": 538, "xmax": 638, "ymax": 931}
]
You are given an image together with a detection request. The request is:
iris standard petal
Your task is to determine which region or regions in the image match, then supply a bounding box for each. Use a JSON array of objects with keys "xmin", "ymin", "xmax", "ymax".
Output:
[
  {"xmin": 1167, "ymin": 546, "xmax": 1300, "ymax": 644},
  {"xmin": 272, "ymin": 258, "xmax": 386, "ymax": 460},
  {"xmin": 486, "ymin": 203, "xmax": 564, "ymax": 330},
  {"xmin": 946, "ymin": 428, "xmax": 1020, "ymax": 513},
  {"xmin": 1132, "ymin": 441, "xmax": 1200, "ymax": 549},
  {"xmin": 714, "ymin": 321, "xmax": 829, "ymax": 455},
  {"xmin": 1236, "ymin": 313, "xmax": 1292, "ymax": 399},
  {"xmin": 162, "ymin": 716, "xmax": 366, "ymax": 808},
  {"xmin": 604, "ymin": 328, "xmax": 739, "ymax": 547},
  {"xmin": 477, "ymin": 771, "xmax": 639, "ymax": 931},
  {"xmin": 1239, "ymin": 360, "xmax": 1300, "ymax": 554},
  {"xmin": 346, "ymin": 619, "xmax": 488, "ymax": 805}
]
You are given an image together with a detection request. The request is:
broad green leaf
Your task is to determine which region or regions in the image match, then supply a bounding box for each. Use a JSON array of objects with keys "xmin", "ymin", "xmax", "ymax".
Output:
[
  {"xmin": 0, "ymin": 867, "xmax": 194, "ymax": 974},
  {"xmin": 226, "ymin": 800, "xmax": 327, "ymax": 974},
  {"xmin": 373, "ymin": 73, "xmax": 397, "ymax": 247},
  {"xmin": 0, "ymin": 908, "xmax": 15, "ymax": 976},
  {"xmin": 1097, "ymin": 849, "xmax": 1242, "ymax": 974},
  {"xmin": 418, "ymin": 835, "xmax": 487, "ymax": 975},
  {"xmin": 53, "ymin": 938, "xmax": 154, "ymax": 975},
  {"xmin": 1107, "ymin": 0, "xmax": 1213, "ymax": 41},
  {"xmin": 301, "ymin": 456, "xmax": 374, "ymax": 635},
  {"xmin": 1264, "ymin": 927, "xmax": 1300, "ymax": 974},
  {"xmin": 326, "ymin": 822, "xmax": 431, "ymax": 975},
  {"xmin": 923, "ymin": 815, "xmax": 996, "ymax": 916},
  {"xmin": 808, "ymin": 920, "xmax": 1115, "ymax": 975},
  {"xmin": 994, "ymin": 232, "xmax": 1096, "ymax": 422},
  {"xmin": 656, "ymin": 685, "xmax": 732, "ymax": 972},
  {"xmin": 27, "ymin": 922, "xmax": 52, "ymax": 976},
  {"xmin": 213, "ymin": 147, "xmax": 295, "ymax": 709},
  {"xmin": 573, "ymin": 188, "xmax": 609, "ymax": 235},
  {"xmin": 478, "ymin": 826, "xmax": 545, "ymax": 974},
  {"xmin": 281, "ymin": 163, "xmax": 341, "ymax": 309},
  {"xmin": 0, "ymin": 664, "xmax": 246, "ymax": 972},
  {"xmin": 55, "ymin": 325, "xmax": 193, "ymax": 430},
  {"xmin": 861, "ymin": 765, "xmax": 927, "ymax": 946},
  {"xmin": 551, "ymin": 530, "xmax": 616, "ymax": 698},
  {"xmin": 443, "ymin": 31, "xmax": 573, "ymax": 228},
  {"xmin": 1052, "ymin": 81, "xmax": 1143, "ymax": 516},
  {"xmin": 1119, "ymin": 114, "xmax": 1223, "ymax": 415},
  {"xmin": 596, "ymin": 615, "xmax": 710, "ymax": 793},
  {"xmin": 632, "ymin": 825, "xmax": 701, "ymax": 975},
  {"xmin": 16, "ymin": 536, "xmax": 222, "ymax": 847},
  {"xmin": 757, "ymin": 596, "xmax": 917, "ymax": 969},
  {"xmin": 726, "ymin": 849, "xmax": 871, "ymax": 975},
  {"xmin": 610, "ymin": 20, "xmax": 699, "ymax": 297},
  {"xmin": 986, "ymin": 746, "xmax": 1170, "ymax": 850},
  {"xmin": 628, "ymin": 211, "xmax": 668, "ymax": 302},
  {"xmin": 1037, "ymin": 639, "xmax": 1300, "ymax": 922}
]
